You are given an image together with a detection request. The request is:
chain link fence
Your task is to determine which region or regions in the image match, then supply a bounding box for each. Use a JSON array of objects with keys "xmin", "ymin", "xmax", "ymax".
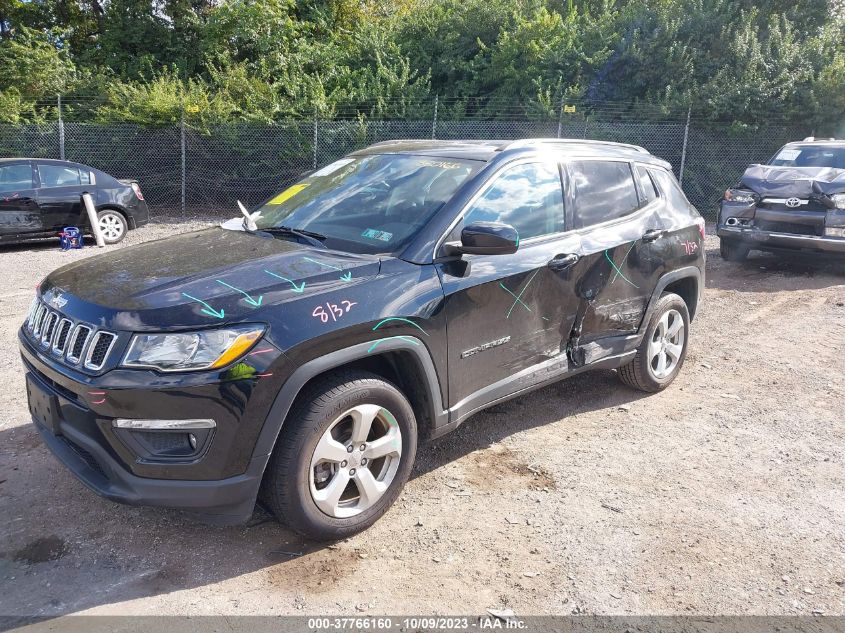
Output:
[{"xmin": 0, "ymin": 114, "xmax": 809, "ymax": 220}]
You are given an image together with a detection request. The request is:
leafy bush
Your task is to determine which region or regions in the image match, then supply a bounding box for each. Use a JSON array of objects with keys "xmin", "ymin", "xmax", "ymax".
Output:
[{"xmin": 0, "ymin": 0, "xmax": 842, "ymax": 128}]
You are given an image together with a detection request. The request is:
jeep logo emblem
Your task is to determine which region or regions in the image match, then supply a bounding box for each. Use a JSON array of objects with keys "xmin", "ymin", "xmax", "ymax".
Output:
[{"xmin": 785, "ymin": 197, "xmax": 802, "ymax": 208}]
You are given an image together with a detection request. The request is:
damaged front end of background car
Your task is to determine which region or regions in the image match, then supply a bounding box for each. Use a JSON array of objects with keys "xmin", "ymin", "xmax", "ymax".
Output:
[{"xmin": 717, "ymin": 144, "xmax": 845, "ymax": 261}]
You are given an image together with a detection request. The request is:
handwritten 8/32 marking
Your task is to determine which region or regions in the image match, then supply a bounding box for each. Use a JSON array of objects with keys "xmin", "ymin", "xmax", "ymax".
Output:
[{"xmin": 313, "ymin": 300, "xmax": 357, "ymax": 323}]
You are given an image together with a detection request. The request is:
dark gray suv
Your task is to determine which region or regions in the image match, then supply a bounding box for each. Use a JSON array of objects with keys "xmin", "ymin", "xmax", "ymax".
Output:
[{"xmin": 21, "ymin": 139, "xmax": 704, "ymax": 540}]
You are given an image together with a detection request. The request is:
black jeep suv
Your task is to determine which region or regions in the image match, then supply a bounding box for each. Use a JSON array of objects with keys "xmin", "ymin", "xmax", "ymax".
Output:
[
  {"xmin": 718, "ymin": 138, "xmax": 845, "ymax": 261},
  {"xmin": 20, "ymin": 139, "xmax": 704, "ymax": 540}
]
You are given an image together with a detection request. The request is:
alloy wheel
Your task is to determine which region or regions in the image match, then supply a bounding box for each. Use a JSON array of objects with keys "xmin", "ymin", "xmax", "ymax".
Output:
[
  {"xmin": 647, "ymin": 308, "xmax": 685, "ymax": 380},
  {"xmin": 309, "ymin": 404, "xmax": 403, "ymax": 518},
  {"xmin": 98, "ymin": 213, "xmax": 125, "ymax": 241}
]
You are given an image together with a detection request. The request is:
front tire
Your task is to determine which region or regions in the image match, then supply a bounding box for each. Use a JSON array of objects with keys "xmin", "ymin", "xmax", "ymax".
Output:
[
  {"xmin": 96, "ymin": 210, "xmax": 128, "ymax": 244},
  {"xmin": 719, "ymin": 237, "xmax": 749, "ymax": 262},
  {"xmin": 261, "ymin": 370, "xmax": 418, "ymax": 540},
  {"xmin": 618, "ymin": 292, "xmax": 690, "ymax": 392}
]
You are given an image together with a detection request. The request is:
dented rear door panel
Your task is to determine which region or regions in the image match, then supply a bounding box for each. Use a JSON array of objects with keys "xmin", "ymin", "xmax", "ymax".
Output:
[{"xmin": 573, "ymin": 214, "xmax": 663, "ymax": 341}]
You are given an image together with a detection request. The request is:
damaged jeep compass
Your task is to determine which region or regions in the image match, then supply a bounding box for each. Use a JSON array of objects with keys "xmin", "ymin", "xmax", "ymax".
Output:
[
  {"xmin": 20, "ymin": 139, "xmax": 704, "ymax": 540},
  {"xmin": 718, "ymin": 138, "xmax": 845, "ymax": 261}
]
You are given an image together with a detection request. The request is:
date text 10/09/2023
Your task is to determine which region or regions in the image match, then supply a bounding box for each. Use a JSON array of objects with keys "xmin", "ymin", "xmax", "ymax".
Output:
[{"xmin": 307, "ymin": 617, "xmax": 527, "ymax": 630}]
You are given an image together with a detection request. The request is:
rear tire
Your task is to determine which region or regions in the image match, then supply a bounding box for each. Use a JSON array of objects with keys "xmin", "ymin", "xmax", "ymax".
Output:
[
  {"xmin": 618, "ymin": 292, "xmax": 690, "ymax": 393},
  {"xmin": 96, "ymin": 209, "xmax": 128, "ymax": 244},
  {"xmin": 261, "ymin": 370, "xmax": 418, "ymax": 541},
  {"xmin": 719, "ymin": 237, "xmax": 749, "ymax": 262}
]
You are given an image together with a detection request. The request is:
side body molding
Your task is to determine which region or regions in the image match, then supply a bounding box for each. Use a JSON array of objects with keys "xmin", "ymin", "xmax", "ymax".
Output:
[{"xmin": 249, "ymin": 337, "xmax": 447, "ymax": 473}]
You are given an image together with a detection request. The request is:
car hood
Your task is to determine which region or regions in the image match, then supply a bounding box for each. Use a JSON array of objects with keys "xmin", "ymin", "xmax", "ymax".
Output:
[
  {"xmin": 740, "ymin": 164, "xmax": 845, "ymax": 198},
  {"xmin": 41, "ymin": 228, "xmax": 381, "ymax": 329}
]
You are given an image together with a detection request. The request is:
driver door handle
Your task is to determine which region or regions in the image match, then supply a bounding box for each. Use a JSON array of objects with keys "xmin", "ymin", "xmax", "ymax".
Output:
[
  {"xmin": 642, "ymin": 228, "xmax": 667, "ymax": 242},
  {"xmin": 547, "ymin": 253, "xmax": 579, "ymax": 271}
]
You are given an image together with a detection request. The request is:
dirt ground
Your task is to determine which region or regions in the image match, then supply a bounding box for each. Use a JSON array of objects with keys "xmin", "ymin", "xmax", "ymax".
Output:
[{"xmin": 0, "ymin": 218, "xmax": 843, "ymax": 619}]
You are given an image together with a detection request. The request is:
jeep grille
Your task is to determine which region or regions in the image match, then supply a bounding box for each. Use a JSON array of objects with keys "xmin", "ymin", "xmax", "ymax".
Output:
[{"xmin": 24, "ymin": 299, "xmax": 118, "ymax": 371}]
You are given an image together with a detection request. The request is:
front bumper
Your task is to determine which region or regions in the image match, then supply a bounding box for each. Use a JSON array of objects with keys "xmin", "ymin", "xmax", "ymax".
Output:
[
  {"xmin": 717, "ymin": 224, "xmax": 845, "ymax": 256},
  {"xmin": 29, "ymin": 379, "xmax": 262, "ymax": 524},
  {"xmin": 718, "ymin": 200, "xmax": 845, "ymax": 256},
  {"xmin": 19, "ymin": 329, "xmax": 282, "ymax": 524}
]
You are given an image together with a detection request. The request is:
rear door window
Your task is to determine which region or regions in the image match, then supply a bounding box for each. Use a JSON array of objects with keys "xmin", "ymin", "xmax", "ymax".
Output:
[
  {"xmin": 649, "ymin": 168, "xmax": 691, "ymax": 211},
  {"xmin": 38, "ymin": 164, "xmax": 82, "ymax": 188},
  {"xmin": 0, "ymin": 164, "xmax": 34, "ymax": 193},
  {"xmin": 569, "ymin": 160, "xmax": 639, "ymax": 229},
  {"xmin": 634, "ymin": 164, "xmax": 659, "ymax": 206}
]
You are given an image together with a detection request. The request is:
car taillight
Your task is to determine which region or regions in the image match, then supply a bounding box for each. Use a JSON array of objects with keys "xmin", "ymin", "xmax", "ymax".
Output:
[
  {"xmin": 131, "ymin": 182, "xmax": 144, "ymax": 201},
  {"xmin": 696, "ymin": 217, "xmax": 705, "ymax": 240}
]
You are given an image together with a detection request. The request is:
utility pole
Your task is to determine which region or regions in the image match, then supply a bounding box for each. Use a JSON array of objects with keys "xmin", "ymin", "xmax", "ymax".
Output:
[
  {"xmin": 180, "ymin": 108, "xmax": 186, "ymax": 216},
  {"xmin": 313, "ymin": 117, "xmax": 318, "ymax": 170},
  {"xmin": 679, "ymin": 105, "xmax": 692, "ymax": 185},
  {"xmin": 57, "ymin": 95, "xmax": 65, "ymax": 160},
  {"xmin": 432, "ymin": 95, "xmax": 439, "ymax": 140},
  {"xmin": 557, "ymin": 97, "xmax": 564, "ymax": 138}
]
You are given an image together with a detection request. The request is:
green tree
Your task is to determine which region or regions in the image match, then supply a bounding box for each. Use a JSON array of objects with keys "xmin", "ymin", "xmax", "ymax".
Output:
[
  {"xmin": 0, "ymin": 25, "xmax": 75, "ymax": 96},
  {"xmin": 470, "ymin": 4, "xmax": 616, "ymax": 114}
]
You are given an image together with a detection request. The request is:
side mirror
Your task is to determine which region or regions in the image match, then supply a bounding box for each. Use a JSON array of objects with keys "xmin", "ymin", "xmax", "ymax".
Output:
[{"xmin": 445, "ymin": 222, "xmax": 519, "ymax": 256}]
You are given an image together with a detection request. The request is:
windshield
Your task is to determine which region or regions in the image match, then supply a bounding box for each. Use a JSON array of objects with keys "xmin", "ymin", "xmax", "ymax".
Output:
[
  {"xmin": 252, "ymin": 154, "xmax": 481, "ymax": 254},
  {"xmin": 768, "ymin": 145, "xmax": 845, "ymax": 169}
]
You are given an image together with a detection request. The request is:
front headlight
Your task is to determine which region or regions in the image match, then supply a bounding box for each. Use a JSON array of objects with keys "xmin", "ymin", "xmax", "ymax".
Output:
[
  {"xmin": 724, "ymin": 188, "xmax": 757, "ymax": 204},
  {"xmin": 122, "ymin": 325, "xmax": 265, "ymax": 371},
  {"xmin": 830, "ymin": 193, "xmax": 845, "ymax": 209}
]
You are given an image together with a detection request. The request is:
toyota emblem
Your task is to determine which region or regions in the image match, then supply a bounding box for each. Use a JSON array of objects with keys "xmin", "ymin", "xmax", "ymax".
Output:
[{"xmin": 785, "ymin": 197, "xmax": 802, "ymax": 208}]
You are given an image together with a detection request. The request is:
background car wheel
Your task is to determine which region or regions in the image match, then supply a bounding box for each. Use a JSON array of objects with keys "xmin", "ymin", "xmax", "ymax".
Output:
[
  {"xmin": 261, "ymin": 370, "xmax": 418, "ymax": 541},
  {"xmin": 96, "ymin": 210, "xmax": 128, "ymax": 244},
  {"xmin": 618, "ymin": 292, "xmax": 690, "ymax": 393},
  {"xmin": 719, "ymin": 237, "xmax": 749, "ymax": 262}
]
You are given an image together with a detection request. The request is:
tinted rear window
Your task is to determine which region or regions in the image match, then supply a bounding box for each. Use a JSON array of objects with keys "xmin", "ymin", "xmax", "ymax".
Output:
[
  {"xmin": 570, "ymin": 161, "xmax": 639, "ymax": 229},
  {"xmin": 635, "ymin": 164, "xmax": 659, "ymax": 205},
  {"xmin": 649, "ymin": 167, "xmax": 695, "ymax": 218},
  {"xmin": 39, "ymin": 164, "xmax": 82, "ymax": 187}
]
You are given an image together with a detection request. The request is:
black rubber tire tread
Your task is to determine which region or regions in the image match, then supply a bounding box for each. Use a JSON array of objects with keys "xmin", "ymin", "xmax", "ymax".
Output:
[
  {"xmin": 618, "ymin": 292, "xmax": 690, "ymax": 393},
  {"xmin": 719, "ymin": 237, "xmax": 750, "ymax": 262},
  {"xmin": 260, "ymin": 369, "xmax": 417, "ymax": 541}
]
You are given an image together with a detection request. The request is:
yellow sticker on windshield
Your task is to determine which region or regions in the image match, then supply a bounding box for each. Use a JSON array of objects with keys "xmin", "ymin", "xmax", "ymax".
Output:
[{"xmin": 267, "ymin": 184, "xmax": 309, "ymax": 205}]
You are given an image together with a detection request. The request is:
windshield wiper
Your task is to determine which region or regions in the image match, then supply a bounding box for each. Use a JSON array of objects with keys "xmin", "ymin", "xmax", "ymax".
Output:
[{"xmin": 260, "ymin": 226, "xmax": 328, "ymax": 248}]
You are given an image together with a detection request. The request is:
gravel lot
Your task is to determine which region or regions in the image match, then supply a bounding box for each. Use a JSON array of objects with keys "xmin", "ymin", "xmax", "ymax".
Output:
[{"xmin": 0, "ymin": 218, "xmax": 843, "ymax": 619}]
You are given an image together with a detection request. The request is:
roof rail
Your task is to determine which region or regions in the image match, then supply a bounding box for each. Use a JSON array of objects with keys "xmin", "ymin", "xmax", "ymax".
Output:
[
  {"xmin": 366, "ymin": 139, "xmax": 496, "ymax": 147},
  {"xmin": 499, "ymin": 138, "xmax": 650, "ymax": 154},
  {"xmin": 366, "ymin": 139, "xmax": 422, "ymax": 147},
  {"xmin": 802, "ymin": 136, "xmax": 836, "ymax": 142}
]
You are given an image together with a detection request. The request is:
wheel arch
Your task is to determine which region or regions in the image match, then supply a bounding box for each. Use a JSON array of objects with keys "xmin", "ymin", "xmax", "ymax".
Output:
[
  {"xmin": 663, "ymin": 276, "xmax": 699, "ymax": 321},
  {"xmin": 640, "ymin": 266, "xmax": 702, "ymax": 332},
  {"xmin": 95, "ymin": 204, "xmax": 135, "ymax": 229},
  {"xmin": 251, "ymin": 337, "xmax": 447, "ymax": 479}
]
